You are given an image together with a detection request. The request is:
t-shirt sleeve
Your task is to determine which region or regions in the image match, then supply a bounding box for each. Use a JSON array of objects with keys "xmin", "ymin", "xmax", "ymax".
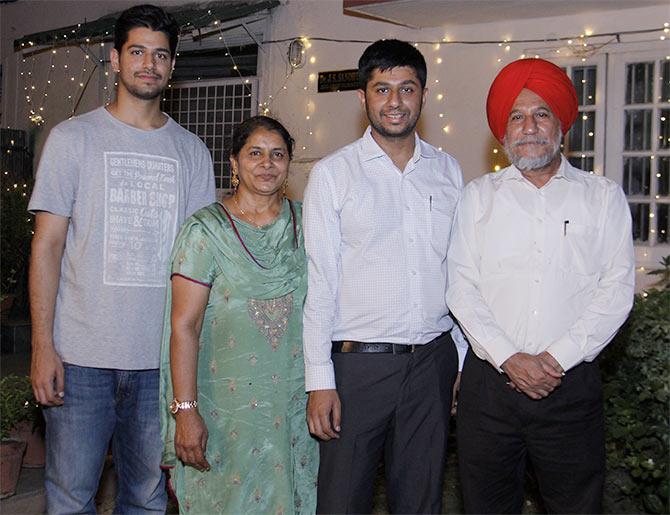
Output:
[
  {"xmin": 28, "ymin": 126, "xmax": 79, "ymax": 216},
  {"xmin": 170, "ymin": 221, "xmax": 219, "ymax": 287},
  {"xmin": 185, "ymin": 140, "xmax": 216, "ymax": 218}
]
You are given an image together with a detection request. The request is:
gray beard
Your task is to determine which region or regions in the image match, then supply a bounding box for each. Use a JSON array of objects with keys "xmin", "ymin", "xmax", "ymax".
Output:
[{"xmin": 504, "ymin": 130, "xmax": 562, "ymax": 171}]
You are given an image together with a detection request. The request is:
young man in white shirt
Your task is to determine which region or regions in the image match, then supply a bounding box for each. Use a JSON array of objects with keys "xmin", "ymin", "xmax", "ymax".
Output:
[
  {"xmin": 447, "ymin": 58, "xmax": 635, "ymax": 513},
  {"xmin": 303, "ymin": 39, "xmax": 466, "ymax": 514}
]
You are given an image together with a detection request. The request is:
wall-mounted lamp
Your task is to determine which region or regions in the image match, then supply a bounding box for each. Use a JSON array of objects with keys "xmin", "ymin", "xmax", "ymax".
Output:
[{"xmin": 288, "ymin": 39, "xmax": 305, "ymax": 70}]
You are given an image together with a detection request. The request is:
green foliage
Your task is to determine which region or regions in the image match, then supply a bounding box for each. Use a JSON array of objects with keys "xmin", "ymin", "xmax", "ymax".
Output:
[
  {"xmin": 0, "ymin": 180, "xmax": 34, "ymax": 294},
  {"xmin": 0, "ymin": 375, "xmax": 37, "ymax": 440},
  {"xmin": 647, "ymin": 256, "xmax": 670, "ymax": 289},
  {"xmin": 601, "ymin": 280, "xmax": 670, "ymax": 514}
]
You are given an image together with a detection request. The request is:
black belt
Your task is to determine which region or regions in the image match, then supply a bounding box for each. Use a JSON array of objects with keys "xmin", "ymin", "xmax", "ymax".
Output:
[{"xmin": 332, "ymin": 333, "xmax": 446, "ymax": 354}]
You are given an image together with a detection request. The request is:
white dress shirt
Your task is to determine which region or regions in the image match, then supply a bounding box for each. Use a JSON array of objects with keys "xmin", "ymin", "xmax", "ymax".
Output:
[
  {"xmin": 303, "ymin": 127, "xmax": 468, "ymax": 391},
  {"xmin": 446, "ymin": 157, "xmax": 635, "ymax": 373}
]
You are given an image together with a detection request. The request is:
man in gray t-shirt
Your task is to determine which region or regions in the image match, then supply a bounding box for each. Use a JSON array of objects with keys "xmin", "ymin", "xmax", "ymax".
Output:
[{"xmin": 28, "ymin": 6, "xmax": 215, "ymax": 513}]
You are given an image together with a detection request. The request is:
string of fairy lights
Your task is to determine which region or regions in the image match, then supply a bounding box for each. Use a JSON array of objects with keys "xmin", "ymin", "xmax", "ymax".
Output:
[
  {"xmin": 14, "ymin": 18, "xmax": 669, "ymax": 134},
  {"xmin": 10, "ymin": 20, "xmax": 670, "ymax": 176},
  {"xmin": 6, "ymin": 13, "xmax": 670, "ymax": 266},
  {"xmin": 11, "ymin": 18, "xmax": 670, "ymax": 210}
]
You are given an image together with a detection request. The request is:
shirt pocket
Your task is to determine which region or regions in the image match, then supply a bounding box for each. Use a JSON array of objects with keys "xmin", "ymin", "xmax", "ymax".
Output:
[
  {"xmin": 558, "ymin": 221, "xmax": 600, "ymax": 276},
  {"xmin": 430, "ymin": 199, "xmax": 456, "ymax": 256}
]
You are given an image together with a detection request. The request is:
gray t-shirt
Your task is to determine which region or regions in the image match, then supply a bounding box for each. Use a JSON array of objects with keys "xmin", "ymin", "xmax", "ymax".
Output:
[{"xmin": 29, "ymin": 106, "xmax": 215, "ymax": 369}]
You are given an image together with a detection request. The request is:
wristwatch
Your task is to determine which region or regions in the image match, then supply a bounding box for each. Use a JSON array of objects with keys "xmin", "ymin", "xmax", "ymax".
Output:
[{"xmin": 169, "ymin": 398, "xmax": 198, "ymax": 415}]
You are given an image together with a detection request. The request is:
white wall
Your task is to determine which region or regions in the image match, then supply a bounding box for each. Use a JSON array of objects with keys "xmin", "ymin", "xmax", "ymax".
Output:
[{"xmin": 260, "ymin": 0, "xmax": 668, "ymax": 192}]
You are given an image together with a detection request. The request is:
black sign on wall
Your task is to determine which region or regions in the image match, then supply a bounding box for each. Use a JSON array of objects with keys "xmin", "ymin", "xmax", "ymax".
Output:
[{"xmin": 318, "ymin": 69, "xmax": 359, "ymax": 93}]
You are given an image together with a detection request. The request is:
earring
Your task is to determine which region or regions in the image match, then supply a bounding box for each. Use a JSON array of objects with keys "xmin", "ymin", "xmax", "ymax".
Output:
[{"xmin": 231, "ymin": 170, "xmax": 239, "ymax": 191}]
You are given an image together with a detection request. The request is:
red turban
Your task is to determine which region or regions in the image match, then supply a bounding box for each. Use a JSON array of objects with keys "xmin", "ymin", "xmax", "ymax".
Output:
[{"xmin": 486, "ymin": 58, "xmax": 578, "ymax": 143}]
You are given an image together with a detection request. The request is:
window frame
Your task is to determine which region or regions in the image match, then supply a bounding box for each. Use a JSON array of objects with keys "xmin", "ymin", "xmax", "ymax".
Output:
[
  {"xmin": 605, "ymin": 46, "xmax": 670, "ymax": 267},
  {"xmin": 560, "ymin": 54, "xmax": 607, "ymax": 177},
  {"xmin": 161, "ymin": 77, "xmax": 258, "ymax": 193}
]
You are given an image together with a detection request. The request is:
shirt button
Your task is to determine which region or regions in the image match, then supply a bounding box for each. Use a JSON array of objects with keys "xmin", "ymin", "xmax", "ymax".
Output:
[
  {"xmin": 409, "ymin": 237, "xmax": 415, "ymax": 243},
  {"xmin": 532, "ymin": 310, "xmax": 538, "ymax": 315},
  {"xmin": 406, "ymin": 206, "xmax": 411, "ymax": 211},
  {"xmin": 534, "ymin": 278, "xmax": 540, "ymax": 283},
  {"xmin": 411, "ymin": 270, "xmax": 417, "ymax": 276}
]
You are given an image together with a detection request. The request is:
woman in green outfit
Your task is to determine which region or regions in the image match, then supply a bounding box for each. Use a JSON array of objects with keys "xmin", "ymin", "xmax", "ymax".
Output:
[{"xmin": 159, "ymin": 116, "xmax": 318, "ymax": 514}]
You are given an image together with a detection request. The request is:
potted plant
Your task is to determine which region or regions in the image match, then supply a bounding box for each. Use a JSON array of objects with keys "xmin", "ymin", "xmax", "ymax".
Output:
[
  {"xmin": 5, "ymin": 376, "xmax": 44, "ymax": 469},
  {"xmin": 0, "ymin": 375, "xmax": 38, "ymax": 498}
]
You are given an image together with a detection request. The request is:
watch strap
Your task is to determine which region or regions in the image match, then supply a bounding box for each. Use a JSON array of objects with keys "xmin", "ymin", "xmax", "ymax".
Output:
[{"xmin": 171, "ymin": 398, "xmax": 198, "ymax": 414}]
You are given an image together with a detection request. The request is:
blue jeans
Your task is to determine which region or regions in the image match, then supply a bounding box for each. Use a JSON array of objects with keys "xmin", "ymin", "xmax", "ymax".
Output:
[{"xmin": 43, "ymin": 364, "xmax": 166, "ymax": 514}]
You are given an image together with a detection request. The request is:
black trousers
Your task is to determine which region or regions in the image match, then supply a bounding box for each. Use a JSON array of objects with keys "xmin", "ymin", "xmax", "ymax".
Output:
[
  {"xmin": 457, "ymin": 349, "xmax": 605, "ymax": 514},
  {"xmin": 316, "ymin": 332, "xmax": 458, "ymax": 514}
]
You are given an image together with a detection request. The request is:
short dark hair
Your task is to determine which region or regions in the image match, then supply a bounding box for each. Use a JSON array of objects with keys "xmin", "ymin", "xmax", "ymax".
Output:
[
  {"xmin": 358, "ymin": 39, "xmax": 427, "ymax": 90},
  {"xmin": 114, "ymin": 4, "xmax": 180, "ymax": 57},
  {"xmin": 230, "ymin": 116, "xmax": 295, "ymax": 160}
]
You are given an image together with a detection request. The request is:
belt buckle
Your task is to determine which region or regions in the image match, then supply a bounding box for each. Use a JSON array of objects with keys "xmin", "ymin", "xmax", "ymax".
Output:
[{"xmin": 392, "ymin": 344, "xmax": 415, "ymax": 354}]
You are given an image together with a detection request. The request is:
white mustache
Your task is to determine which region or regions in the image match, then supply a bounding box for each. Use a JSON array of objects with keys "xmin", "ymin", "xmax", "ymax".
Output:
[{"xmin": 512, "ymin": 138, "xmax": 550, "ymax": 147}]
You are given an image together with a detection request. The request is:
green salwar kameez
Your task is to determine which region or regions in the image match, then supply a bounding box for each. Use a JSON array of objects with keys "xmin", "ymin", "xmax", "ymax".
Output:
[{"xmin": 159, "ymin": 200, "xmax": 318, "ymax": 514}]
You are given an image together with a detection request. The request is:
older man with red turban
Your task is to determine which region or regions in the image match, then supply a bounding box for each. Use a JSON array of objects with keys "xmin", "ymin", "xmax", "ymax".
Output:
[{"xmin": 446, "ymin": 58, "xmax": 635, "ymax": 513}]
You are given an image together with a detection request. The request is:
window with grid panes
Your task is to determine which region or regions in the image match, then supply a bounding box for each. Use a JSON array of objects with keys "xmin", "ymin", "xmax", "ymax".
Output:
[
  {"xmin": 622, "ymin": 59, "xmax": 670, "ymax": 245},
  {"xmin": 566, "ymin": 65, "xmax": 598, "ymax": 173},
  {"xmin": 161, "ymin": 78, "xmax": 257, "ymax": 190}
]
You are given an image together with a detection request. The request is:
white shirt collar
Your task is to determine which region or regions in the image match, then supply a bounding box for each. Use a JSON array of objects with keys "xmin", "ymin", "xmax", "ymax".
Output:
[
  {"xmin": 359, "ymin": 126, "xmax": 438, "ymax": 164},
  {"xmin": 493, "ymin": 155, "xmax": 579, "ymax": 185}
]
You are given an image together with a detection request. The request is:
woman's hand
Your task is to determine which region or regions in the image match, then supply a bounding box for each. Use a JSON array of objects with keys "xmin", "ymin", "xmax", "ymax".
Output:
[{"xmin": 174, "ymin": 409, "xmax": 211, "ymax": 472}]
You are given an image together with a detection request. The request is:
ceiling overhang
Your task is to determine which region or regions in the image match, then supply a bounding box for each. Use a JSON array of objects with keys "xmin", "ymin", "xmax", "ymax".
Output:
[
  {"xmin": 14, "ymin": 0, "xmax": 280, "ymax": 53},
  {"xmin": 343, "ymin": 0, "xmax": 669, "ymax": 29}
]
